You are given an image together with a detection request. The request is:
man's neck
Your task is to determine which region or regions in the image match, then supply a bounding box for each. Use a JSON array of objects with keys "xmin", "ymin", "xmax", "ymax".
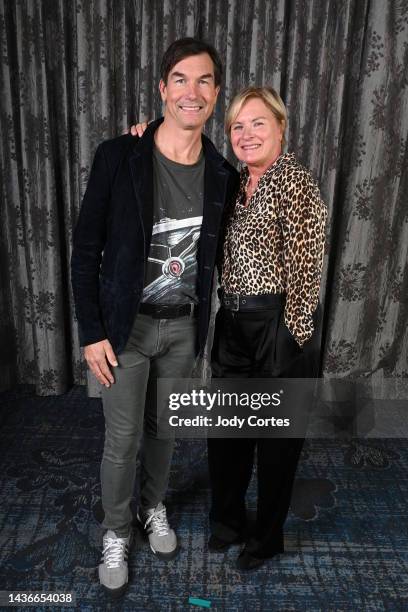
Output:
[{"xmin": 154, "ymin": 121, "xmax": 203, "ymax": 165}]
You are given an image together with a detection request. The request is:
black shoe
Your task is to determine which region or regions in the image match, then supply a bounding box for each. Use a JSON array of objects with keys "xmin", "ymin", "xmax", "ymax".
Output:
[
  {"xmin": 208, "ymin": 534, "xmax": 243, "ymax": 552},
  {"xmin": 236, "ymin": 549, "xmax": 265, "ymax": 571}
]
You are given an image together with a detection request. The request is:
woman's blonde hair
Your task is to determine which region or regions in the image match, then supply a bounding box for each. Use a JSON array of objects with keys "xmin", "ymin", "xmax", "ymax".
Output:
[{"xmin": 225, "ymin": 86, "xmax": 287, "ymax": 147}]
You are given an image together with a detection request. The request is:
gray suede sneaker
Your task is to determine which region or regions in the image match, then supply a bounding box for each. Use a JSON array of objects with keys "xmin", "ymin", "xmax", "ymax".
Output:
[
  {"xmin": 98, "ymin": 530, "xmax": 132, "ymax": 598},
  {"xmin": 137, "ymin": 502, "xmax": 178, "ymax": 559}
]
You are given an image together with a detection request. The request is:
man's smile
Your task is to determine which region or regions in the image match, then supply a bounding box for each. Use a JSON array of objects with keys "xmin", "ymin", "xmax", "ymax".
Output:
[{"xmin": 178, "ymin": 104, "xmax": 204, "ymax": 112}]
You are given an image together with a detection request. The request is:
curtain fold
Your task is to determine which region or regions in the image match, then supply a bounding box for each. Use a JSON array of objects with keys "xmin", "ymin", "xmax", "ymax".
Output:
[{"xmin": 0, "ymin": 0, "xmax": 407, "ymax": 395}]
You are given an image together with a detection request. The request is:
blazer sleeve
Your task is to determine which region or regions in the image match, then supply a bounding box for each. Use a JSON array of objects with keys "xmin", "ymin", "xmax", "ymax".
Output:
[
  {"xmin": 71, "ymin": 143, "xmax": 111, "ymax": 346},
  {"xmin": 279, "ymin": 168, "xmax": 327, "ymax": 347}
]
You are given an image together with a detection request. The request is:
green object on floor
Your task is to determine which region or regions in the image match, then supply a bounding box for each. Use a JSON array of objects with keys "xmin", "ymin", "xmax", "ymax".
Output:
[{"xmin": 188, "ymin": 596, "xmax": 211, "ymax": 608}]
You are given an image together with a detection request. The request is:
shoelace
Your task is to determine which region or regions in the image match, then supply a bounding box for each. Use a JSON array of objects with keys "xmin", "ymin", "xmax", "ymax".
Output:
[
  {"xmin": 102, "ymin": 536, "xmax": 128, "ymax": 569},
  {"xmin": 144, "ymin": 507, "xmax": 170, "ymax": 537}
]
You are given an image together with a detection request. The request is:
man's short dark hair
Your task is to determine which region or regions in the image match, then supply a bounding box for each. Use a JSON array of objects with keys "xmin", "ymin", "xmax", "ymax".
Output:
[{"xmin": 160, "ymin": 38, "xmax": 223, "ymax": 87}]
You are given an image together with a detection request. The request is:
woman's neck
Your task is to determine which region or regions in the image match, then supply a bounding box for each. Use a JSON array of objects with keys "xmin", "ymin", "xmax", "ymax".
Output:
[{"xmin": 247, "ymin": 151, "xmax": 282, "ymax": 185}]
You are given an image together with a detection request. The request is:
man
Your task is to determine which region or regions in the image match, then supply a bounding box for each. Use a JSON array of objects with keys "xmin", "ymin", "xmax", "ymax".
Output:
[{"xmin": 71, "ymin": 38, "xmax": 238, "ymax": 597}]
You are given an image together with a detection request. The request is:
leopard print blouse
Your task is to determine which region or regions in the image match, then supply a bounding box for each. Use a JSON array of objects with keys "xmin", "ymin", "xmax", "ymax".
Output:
[{"xmin": 221, "ymin": 152, "xmax": 327, "ymax": 347}]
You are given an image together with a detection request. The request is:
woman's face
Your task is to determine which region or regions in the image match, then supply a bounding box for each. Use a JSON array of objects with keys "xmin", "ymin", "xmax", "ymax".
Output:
[{"xmin": 229, "ymin": 98, "xmax": 284, "ymax": 170}]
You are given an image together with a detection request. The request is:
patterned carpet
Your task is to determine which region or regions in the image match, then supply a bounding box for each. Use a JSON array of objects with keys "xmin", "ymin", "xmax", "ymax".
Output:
[{"xmin": 0, "ymin": 386, "xmax": 407, "ymax": 611}]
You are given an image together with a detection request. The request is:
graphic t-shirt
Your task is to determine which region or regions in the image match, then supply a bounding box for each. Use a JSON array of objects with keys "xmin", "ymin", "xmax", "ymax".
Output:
[{"xmin": 142, "ymin": 146, "xmax": 204, "ymax": 304}]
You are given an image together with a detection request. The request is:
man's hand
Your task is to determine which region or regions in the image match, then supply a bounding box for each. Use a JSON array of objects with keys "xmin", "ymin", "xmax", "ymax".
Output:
[
  {"xmin": 130, "ymin": 122, "xmax": 148, "ymax": 137},
  {"xmin": 84, "ymin": 339, "xmax": 118, "ymax": 387}
]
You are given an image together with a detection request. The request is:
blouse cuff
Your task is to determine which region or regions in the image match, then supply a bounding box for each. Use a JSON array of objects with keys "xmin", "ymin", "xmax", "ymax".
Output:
[{"xmin": 284, "ymin": 309, "xmax": 314, "ymax": 348}]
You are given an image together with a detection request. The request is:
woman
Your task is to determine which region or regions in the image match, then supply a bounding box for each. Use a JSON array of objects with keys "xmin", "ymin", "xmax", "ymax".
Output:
[{"xmin": 207, "ymin": 87, "xmax": 327, "ymax": 570}]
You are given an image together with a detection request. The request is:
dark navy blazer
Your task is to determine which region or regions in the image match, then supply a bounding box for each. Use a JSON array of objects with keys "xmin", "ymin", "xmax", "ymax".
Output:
[{"xmin": 71, "ymin": 118, "xmax": 239, "ymax": 355}]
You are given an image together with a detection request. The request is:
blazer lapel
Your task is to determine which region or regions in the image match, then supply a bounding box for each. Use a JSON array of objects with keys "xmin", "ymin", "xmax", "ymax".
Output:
[
  {"xmin": 128, "ymin": 120, "xmax": 163, "ymax": 258},
  {"xmin": 200, "ymin": 137, "xmax": 231, "ymax": 270}
]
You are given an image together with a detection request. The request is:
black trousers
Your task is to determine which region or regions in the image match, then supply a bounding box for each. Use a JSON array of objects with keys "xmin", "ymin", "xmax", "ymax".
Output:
[{"xmin": 208, "ymin": 299, "xmax": 320, "ymax": 559}]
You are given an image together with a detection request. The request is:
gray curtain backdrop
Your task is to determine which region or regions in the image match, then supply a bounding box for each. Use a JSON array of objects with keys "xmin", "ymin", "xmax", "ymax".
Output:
[{"xmin": 0, "ymin": 0, "xmax": 407, "ymax": 395}]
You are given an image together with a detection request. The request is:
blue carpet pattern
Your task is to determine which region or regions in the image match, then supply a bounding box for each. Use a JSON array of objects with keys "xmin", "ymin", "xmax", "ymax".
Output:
[{"xmin": 0, "ymin": 386, "xmax": 407, "ymax": 611}]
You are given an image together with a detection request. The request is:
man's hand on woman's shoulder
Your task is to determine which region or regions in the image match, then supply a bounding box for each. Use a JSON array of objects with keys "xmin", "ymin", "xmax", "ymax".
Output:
[{"xmin": 122, "ymin": 121, "xmax": 149, "ymax": 137}]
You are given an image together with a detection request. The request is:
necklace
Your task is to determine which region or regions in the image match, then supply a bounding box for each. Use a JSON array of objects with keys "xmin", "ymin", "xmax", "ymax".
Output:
[{"xmin": 244, "ymin": 176, "xmax": 258, "ymax": 206}]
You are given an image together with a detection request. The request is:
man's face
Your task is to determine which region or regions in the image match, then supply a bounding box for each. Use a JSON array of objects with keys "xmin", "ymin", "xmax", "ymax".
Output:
[{"xmin": 159, "ymin": 53, "xmax": 220, "ymax": 130}]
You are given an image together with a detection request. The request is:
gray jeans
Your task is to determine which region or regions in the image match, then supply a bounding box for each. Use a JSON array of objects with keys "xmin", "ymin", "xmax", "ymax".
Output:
[{"xmin": 101, "ymin": 312, "xmax": 197, "ymax": 536}]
